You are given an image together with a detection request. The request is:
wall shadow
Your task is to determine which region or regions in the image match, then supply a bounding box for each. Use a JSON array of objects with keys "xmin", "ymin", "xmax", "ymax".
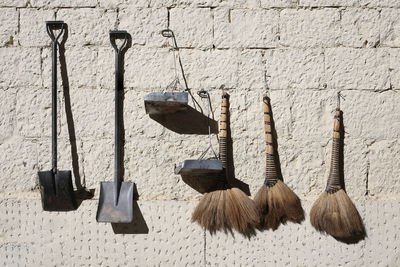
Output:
[
  {"xmin": 149, "ymin": 107, "xmax": 218, "ymax": 135},
  {"xmin": 147, "ymin": 30, "xmax": 216, "ymax": 135},
  {"xmin": 264, "ymin": 97, "xmax": 284, "ymax": 183},
  {"xmin": 112, "ymin": 184, "xmax": 149, "ymax": 234},
  {"xmin": 180, "ymin": 173, "xmax": 225, "ymax": 194},
  {"xmin": 338, "ymin": 110, "xmax": 346, "ymax": 192},
  {"xmin": 225, "ymin": 93, "xmax": 255, "ymax": 238},
  {"xmin": 116, "ymin": 33, "xmax": 132, "ymax": 196},
  {"xmin": 109, "ymin": 33, "xmax": 148, "ymax": 234},
  {"xmin": 58, "ymin": 24, "xmax": 94, "ymax": 205},
  {"xmin": 225, "ymin": 94, "xmax": 250, "ymax": 196},
  {"xmin": 335, "ymin": 110, "xmax": 367, "ymax": 244}
]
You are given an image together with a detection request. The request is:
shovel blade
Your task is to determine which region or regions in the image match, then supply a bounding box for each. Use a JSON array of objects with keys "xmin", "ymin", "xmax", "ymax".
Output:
[
  {"xmin": 38, "ymin": 170, "xmax": 77, "ymax": 211},
  {"xmin": 96, "ymin": 181, "xmax": 134, "ymax": 223}
]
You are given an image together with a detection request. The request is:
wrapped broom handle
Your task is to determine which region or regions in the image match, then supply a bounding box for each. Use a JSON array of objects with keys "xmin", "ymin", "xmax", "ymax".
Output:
[
  {"xmin": 263, "ymin": 94, "xmax": 278, "ymax": 186},
  {"xmin": 219, "ymin": 92, "xmax": 228, "ymax": 169},
  {"xmin": 326, "ymin": 108, "xmax": 342, "ymax": 193}
]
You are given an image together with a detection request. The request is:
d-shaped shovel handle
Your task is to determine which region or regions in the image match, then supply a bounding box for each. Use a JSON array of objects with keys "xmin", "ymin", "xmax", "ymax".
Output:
[
  {"xmin": 46, "ymin": 21, "xmax": 64, "ymax": 42},
  {"xmin": 110, "ymin": 30, "xmax": 128, "ymax": 53}
]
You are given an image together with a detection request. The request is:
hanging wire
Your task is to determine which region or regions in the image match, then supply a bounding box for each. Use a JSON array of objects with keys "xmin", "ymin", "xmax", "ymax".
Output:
[
  {"xmin": 161, "ymin": 29, "xmax": 203, "ymax": 114},
  {"xmin": 203, "ymin": 229, "xmax": 207, "ymax": 267},
  {"xmin": 197, "ymin": 90, "xmax": 218, "ymax": 160},
  {"xmin": 264, "ymin": 71, "xmax": 271, "ymax": 96},
  {"xmin": 337, "ymin": 91, "xmax": 345, "ymax": 109}
]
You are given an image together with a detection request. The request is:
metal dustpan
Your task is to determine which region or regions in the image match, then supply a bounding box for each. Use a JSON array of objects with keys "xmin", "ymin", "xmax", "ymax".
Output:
[
  {"xmin": 96, "ymin": 30, "xmax": 134, "ymax": 223},
  {"xmin": 144, "ymin": 29, "xmax": 201, "ymax": 115},
  {"xmin": 175, "ymin": 91, "xmax": 223, "ymax": 182},
  {"xmin": 144, "ymin": 91, "xmax": 188, "ymax": 115},
  {"xmin": 175, "ymin": 159, "xmax": 223, "ymax": 176},
  {"xmin": 39, "ymin": 21, "xmax": 77, "ymax": 211}
]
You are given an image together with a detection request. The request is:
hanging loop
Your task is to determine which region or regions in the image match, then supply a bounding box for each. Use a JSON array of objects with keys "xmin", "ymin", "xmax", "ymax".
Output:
[
  {"xmin": 197, "ymin": 90, "xmax": 218, "ymax": 160},
  {"xmin": 337, "ymin": 91, "xmax": 345, "ymax": 109},
  {"xmin": 263, "ymin": 71, "xmax": 271, "ymax": 96},
  {"xmin": 160, "ymin": 28, "xmax": 203, "ymax": 113}
]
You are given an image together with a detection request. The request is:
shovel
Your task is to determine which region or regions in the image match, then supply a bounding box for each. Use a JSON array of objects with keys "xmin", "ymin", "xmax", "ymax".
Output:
[
  {"xmin": 38, "ymin": 21, "xmax": 77, "ymax": 212},
  {"xmin": 96, "ymin": 30, "xmax": 134, "ymax": 223}
]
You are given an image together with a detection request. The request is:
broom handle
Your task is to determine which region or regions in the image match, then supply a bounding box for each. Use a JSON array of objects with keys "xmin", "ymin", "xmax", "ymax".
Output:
[
  {"xmin": 219, "ymin": 92, "xmax": 228, "ymax": 169},
  {"xmin": 263, "ymin": 94, "xmax": 278, "ymax": 185},
  {"xmin": 326, "ymin": 108, "xmax": 341, "ymax": 192}
]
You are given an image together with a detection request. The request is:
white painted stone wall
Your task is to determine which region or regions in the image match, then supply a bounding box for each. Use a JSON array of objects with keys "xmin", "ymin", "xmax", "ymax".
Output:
[{"xmin": 1, "ymin": 0, "xmax": 399, "ymax": 266}]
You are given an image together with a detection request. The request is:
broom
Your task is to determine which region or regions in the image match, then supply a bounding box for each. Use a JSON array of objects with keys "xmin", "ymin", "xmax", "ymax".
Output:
[
  {"xmin": 310, "ymin": 107, "xmax": 365, "ymax": 240},
  {"xmin": 192, "ymin": 92, "xmax": 259, "ymax": 234},
  {"xmin": 254, "ymin": 94, "xmax": 304, "ymax": 230}
]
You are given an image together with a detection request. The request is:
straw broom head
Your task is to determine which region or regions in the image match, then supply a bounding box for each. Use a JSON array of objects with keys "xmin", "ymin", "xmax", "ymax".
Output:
[
  {"xmin": 219, "ymin": 93, "xmax": 259, "ymax": 234},
  {"xmin": 254, "ymin": 94, "xmax": 304, "ymax": 230},
  {"xmin": 192, "ymin": 92, "xmax": 259, "ymax": 234},
  {"xmin": 310, "ymin": 108, "xmax": 365, "ymax": 239},
  {"xmin": 191, "ymin": 92, "xmax": 229, "ymax": 234}
]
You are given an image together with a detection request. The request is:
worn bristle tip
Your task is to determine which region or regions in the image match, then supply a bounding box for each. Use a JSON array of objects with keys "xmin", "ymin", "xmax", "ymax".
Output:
[
  {"xmin": 254, "ymin": 180, "xmax": 304, "ymax": 230},
  {"xmin": 310, "ymin": 189, "xmax": 365, "ymax": 239}
]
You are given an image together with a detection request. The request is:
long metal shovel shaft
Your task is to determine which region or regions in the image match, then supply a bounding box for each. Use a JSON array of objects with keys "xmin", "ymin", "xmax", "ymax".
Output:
[
  {"xmin": 51, "ymin": 39, "xmax": 57, "ymax": 173},
  {"xmin": 39, "ymin": 21, "xmax": 77, "ymax": 211},
  {"xmin": 114, "ymin": 49, "xmax": 121, "ymax": 206}
]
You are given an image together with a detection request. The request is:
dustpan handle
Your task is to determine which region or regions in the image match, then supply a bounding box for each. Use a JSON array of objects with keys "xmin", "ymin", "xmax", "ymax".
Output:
[
  {"xmin": 326, "ymin": 109, "xmax": 342, "ymax": 192},
  {"xmin": 263, "ymin": 94, "xmax": 278, "ymax": 185},
  {"xmin": 219, "ymin": 92, "xmax": 228, "ymax": 169}
]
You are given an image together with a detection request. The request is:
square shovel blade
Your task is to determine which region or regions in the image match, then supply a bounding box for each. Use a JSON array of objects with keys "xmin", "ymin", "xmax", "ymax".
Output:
[
  {"xmin": 38, "ymin": 170, "xmax": 77, "ymax": 211},
  {"xmin": 96, "ymin": 181, "xmax": 134, "ymax": 223}
]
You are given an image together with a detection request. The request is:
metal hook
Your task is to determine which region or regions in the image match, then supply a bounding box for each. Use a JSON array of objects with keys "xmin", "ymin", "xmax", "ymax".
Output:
[
  {"xmin": 197, "ymin": 90, "xmax": 218, "ymax": 160},
  {"xmin": 264, "ymin": 72, "xmax": 271, "ymax": 96},
  {"xmin": 160, "ymin": 28, "xmax": 203, "ymax": 114},
  {"xmin": 337, "ymin": 91, "xmax": 345, "ymax": 109}
]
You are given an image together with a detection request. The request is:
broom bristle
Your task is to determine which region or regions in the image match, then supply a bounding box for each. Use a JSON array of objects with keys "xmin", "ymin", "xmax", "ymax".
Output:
[
  {"xmin": 254, "ymin": 180, "xmax": 304, "ymax": 230},
  {"xmin": 215, "ymin": 188, "xmax": 228, "ymax": 232},
  {"xmin": 192, "ymin": 189, "xmax": 230, "ymax": 233},
  {"xmin": 231, "ymin": 188, "xmax": 260, "ymax": 228},
  {"xmin": 310, "ymin": 189, "xmax": 365, "ymax": 238},
  {"xmin": 225, "ymin": 188, "xmax": 259, "ymax": 233},
  {"xmin": 191, "ymin": 191, "xmax": 212, "ymax": 224}
]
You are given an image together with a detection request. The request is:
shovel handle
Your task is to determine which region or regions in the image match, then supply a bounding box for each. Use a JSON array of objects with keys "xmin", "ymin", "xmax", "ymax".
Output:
[
  {"xmin": 219, "ymin": 92, "xmax": 228, "ymax": 169},
  {"xmin": 110, "ymin": 30, "xmax": 128, "ymax": 54},
  {"xmin": 46, "ymin": 21, "xmax": 64, "ymax": 172},
  {"xmin": 46, "ymin": 21, "xmax": 64, "ymax": 42},
  {"xmin": 110, "ymin": 30, "xmax": 128, "ymax": 205}
]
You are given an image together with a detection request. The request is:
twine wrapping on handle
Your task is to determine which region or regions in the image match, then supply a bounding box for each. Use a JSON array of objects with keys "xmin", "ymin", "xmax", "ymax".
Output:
[
  {"xmin": 325, "ymin": 108, "xmax": 342, "ymax": 193},
  {"xmin": 263, "ymin": 94, "xmax": 279, "ymax": 187},
  {"xmin": 219, "ymin": 92, "xmax": 228, "ymax": 169}
]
